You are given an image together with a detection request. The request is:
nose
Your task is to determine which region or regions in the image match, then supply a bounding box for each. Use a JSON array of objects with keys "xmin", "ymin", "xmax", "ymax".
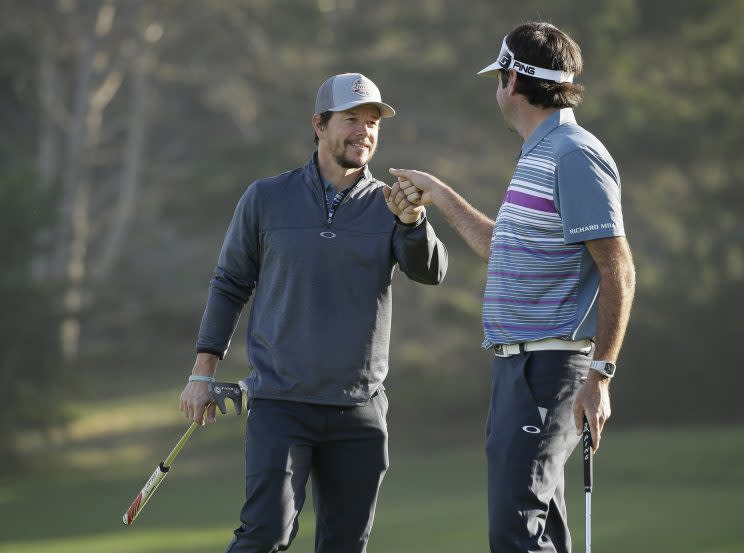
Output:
[{"xmin": 361, "ymin": 122, "xmax": 377, "ymax": 140}]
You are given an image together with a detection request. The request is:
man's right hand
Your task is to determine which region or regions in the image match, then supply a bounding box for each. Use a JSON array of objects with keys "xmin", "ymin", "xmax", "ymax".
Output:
[
  {"xmin": 180, "ymin": 353, "xmax": 220, "ymax": 425},
  {"xmin": 390, "ymin": 167, "xmax": 494, "ymax": 261},
  {"xmin": 180, "ymin": 381, "xmax": 217, "ymax": 425},
  {"xmin": 388, "ymin": 168, "xmax": 446, "ymax": 206}
]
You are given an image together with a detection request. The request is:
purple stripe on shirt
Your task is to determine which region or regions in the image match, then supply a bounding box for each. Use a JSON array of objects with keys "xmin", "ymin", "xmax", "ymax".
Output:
[
  {"xmin": 483, "ymin": 296, "xmax": 577, "ymax": 305},
  {"xmin": 483, "ymin": 321, "xmax": 573, "ymax": 331},
  {"xmin": 490, "ymin": 244, "xmax": 581, "ymax": 257},
  {"xmin": 487, "ymin": 271, "xmax": 581, "ymax": 279},
  {"xmin": 504, "ymin": 189, "xmax": 558, "ymax": 213}
]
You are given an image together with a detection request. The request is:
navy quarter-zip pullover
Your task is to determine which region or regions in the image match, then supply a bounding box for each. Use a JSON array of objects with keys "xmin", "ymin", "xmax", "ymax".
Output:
[{"xmin": 196, "ymin": 154, "xmax": 448, "ymax": 405}]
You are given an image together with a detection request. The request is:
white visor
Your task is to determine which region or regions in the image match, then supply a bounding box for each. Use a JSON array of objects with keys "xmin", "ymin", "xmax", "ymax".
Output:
[{"xmin": 478, "ymin": 37, "xmax": 575, "ymax": 83}]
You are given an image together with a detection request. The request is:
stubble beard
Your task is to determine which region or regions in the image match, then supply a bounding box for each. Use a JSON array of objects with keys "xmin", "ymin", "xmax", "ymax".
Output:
[
  {"xmin": 497, "ymin": 102, "xmax": 517, "ymax": 134},
  {"xmin": 334, "ymin": 140, "xmax": 377, "ymax": 169}
]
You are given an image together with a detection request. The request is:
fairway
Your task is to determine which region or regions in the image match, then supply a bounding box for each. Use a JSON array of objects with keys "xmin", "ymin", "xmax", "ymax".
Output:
[{"xmin": 1, "ymin": 417, "xmax": 742, "ymax": 553}]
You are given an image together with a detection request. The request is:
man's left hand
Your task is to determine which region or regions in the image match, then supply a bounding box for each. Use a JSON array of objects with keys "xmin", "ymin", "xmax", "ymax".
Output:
[
  {"xmin": 572, "ymin": 370, "xmax": 611, "ymax": 452},
  {"xmin": 383, "ymin": 180, "xmax": 424, "ymax": 224}
]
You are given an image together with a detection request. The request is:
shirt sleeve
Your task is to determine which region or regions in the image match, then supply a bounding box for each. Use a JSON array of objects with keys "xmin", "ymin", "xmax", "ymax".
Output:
[
  {"xmin": 196, "ymin": 184, "xmax": 261, "ymax": 359},
  {"xmin": 392, "ymin": 212, "xmax": 448, "ymax": 285},
  {"xmin": 555, "ymin": 148, "xmax": 625, "ymax": 244}
]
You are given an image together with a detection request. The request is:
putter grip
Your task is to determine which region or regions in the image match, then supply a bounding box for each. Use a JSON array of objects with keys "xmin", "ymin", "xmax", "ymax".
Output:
[
  {"xmin": 122, "ymin": 462, "xmax": 170, "ymax": 525},
  {"xmin": 582, "ymin": 417, "xmax": 593, "ymax": 492}
]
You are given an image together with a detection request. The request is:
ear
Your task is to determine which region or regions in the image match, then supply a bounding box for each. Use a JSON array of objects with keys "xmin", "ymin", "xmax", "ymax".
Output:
[
  {"xmin": 506, "ymin": 69, "xmax": 518, "ymax": 95},
  {"xmin": 312, "ymin": 113, "xmax": 325, "ymax": 138}
]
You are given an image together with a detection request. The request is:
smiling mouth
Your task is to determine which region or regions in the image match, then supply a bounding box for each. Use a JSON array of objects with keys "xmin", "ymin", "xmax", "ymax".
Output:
[{"xmin": 347, "ymin": 142, "xmax": 370, "ymax": 153}]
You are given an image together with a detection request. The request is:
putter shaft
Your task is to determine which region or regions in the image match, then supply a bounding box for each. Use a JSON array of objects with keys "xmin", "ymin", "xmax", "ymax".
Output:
[
  {"xmin": 122, "ymin": 421, "xmax": 198, "ymax": 525},
  {"xmin": 585, "ymin": 491, "xmax": 591, "ymax": 553}
]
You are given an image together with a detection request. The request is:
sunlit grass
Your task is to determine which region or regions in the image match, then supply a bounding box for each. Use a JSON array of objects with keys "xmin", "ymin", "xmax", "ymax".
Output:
[
  {"xmin": 61, "ymin": 388, "xmax": 185, "ymax": 442},
  {"xmin": 0, "ymin": 528, "xmax": 231, "ymax": 553},
  {"xmin": 15, "ymin": 387, "xmax": 185, "ymax": 458},
  {"xmin": 2, "ymin": 389, "xmax": 742, "ymax": 553},
  {"xmin": 65, "ymin": 444, "xmax": 151, "ymax": 470}
]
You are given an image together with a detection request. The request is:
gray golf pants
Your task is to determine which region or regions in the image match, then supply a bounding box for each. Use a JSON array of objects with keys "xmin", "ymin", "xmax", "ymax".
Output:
[
  {"xmin": 225, "ymin": 392, "xmax": 389, "ymax": 553},
  {"xmin": 486, "ymin": 350, "xmax": 590, "ymax": 553}
]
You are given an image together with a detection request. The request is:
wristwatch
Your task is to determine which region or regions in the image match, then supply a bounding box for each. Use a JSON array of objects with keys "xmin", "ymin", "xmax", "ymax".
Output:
[{"xmin": 589, "ymin": 360, "xmax": 616, "ymax": 378}]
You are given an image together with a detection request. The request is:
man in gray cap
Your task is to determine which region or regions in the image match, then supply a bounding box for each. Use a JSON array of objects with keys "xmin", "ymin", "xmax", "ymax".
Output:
[{"xmin": 180, "ymin": 73, "xmax": 448, "ymax": 553}]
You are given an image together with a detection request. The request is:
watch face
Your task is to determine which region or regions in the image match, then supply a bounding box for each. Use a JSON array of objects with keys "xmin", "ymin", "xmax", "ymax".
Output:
[{"xmin": 590, "ymin": 360, "xmax": 615, "ymax": 377}]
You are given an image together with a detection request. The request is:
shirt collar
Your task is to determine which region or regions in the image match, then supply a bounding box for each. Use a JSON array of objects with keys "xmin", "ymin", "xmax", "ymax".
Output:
[
  {"xmin": 520, "ymin": 108, "xmax": 576, "ymax": 158},
  {"xmin": 322, "ymin": 177, "xmax": 335, "ymax": 196}
]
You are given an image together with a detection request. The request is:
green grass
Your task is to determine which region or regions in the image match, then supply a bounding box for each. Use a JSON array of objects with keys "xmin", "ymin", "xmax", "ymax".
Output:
[{"xmin": 1, "ymin": 392, "xmax": 742, "ymax": 552}]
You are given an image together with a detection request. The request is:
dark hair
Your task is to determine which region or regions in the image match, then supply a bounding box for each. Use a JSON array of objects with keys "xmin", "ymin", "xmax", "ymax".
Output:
[
  {"xmin": 503, "ymin": 22, "xmax": 584, "ymax": 109},
  {"xmin": 313, "ymin": 111, "xmax": 333, "ymax": 145}
]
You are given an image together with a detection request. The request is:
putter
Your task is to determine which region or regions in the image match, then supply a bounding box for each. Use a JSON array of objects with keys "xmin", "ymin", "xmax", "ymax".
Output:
[
  {"xmin": 122, "ymin": 381, "xmax": 243, "ymax": 525},
  {"xmin": 582, "ymin": 415, "xmax": 593, "ymax": 553}
]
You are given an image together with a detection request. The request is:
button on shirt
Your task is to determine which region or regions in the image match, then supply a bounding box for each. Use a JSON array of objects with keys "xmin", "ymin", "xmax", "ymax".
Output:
[{"xmin": 482, "ymin": 108, "xmax": 625, "ymax": 348}]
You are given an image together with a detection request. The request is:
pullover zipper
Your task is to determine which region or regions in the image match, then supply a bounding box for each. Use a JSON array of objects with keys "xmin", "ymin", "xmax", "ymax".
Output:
[{"xmin": 325, "ymin": 177, "xmax": 367, "ymax": 226}]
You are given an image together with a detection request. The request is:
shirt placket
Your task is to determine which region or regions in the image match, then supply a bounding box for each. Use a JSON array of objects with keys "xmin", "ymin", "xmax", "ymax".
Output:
[{"xmin": 326, "ymin": 189, "xmax": 348, "ymax": 224}]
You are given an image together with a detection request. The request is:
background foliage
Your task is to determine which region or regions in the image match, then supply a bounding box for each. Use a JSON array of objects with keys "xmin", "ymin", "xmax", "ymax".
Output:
[{"xmin": 1, "ymin": 0, "xmax": 741, "ymax": 477}]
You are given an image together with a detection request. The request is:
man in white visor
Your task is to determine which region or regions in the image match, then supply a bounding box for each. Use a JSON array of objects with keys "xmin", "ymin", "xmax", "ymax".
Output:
[{"xmin": 389, "ymin": 22, "xmax": 635, "ymax": 553}]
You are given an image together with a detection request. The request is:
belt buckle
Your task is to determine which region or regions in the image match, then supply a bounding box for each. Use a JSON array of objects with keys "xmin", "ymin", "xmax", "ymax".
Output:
[
  {"xmin": 493, "ymin": 344, "xmax": 508, "ymax": 357},
  {"xmin": 493, "ymin": 343, "xmax": 525, "ymax": 357}
]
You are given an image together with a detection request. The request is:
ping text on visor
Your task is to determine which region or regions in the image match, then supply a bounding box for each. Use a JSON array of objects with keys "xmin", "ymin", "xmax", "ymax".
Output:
[{"xmin": 478, "ymin": 37, "xmax": 575, "ymax": 83}]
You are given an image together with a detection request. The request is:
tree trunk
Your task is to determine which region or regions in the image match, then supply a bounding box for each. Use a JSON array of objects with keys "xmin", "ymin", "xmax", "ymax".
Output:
[
  {"xmin": 37, "ymin": 44, "xmax": 59, "ymax": 194},
  {"xmin": 32, "ymin": 39, "xmax": 61, "ymax": 282},
  {"xmin": 92, "ymin": 58, "xmax": 150, "ymax": 285},
  {"xmin": 53, "ymin": 34, "xmax": 95, "ymax": 284},
  {"xmin": 59, "ymin": 2, "xmax": 120, "ymax": 361}
]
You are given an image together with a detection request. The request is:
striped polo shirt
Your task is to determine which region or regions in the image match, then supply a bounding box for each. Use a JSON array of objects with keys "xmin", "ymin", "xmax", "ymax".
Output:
[{"xmin": 482, "ymin": 108, "xmax": 625, "ymax": 348}]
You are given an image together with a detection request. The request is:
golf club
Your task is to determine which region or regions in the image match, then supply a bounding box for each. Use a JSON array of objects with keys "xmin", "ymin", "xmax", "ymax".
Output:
[
  {"xmin": 122, "ymin": 381, "xmax": 243, "ymax": 525},
  {"xmin": 582, "ymin": 415, "xmax": 593, "ymax": 553},
  {"xmin": 122, "ymin": 420, "xmax": 198, "ymax": 525}
]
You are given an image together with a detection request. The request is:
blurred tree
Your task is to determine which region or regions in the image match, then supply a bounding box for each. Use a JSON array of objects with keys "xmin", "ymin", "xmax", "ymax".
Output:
[
  {"xmin": 0, "ymin": 0, "xmax": 742, "ymax": 465},
  {"xmin": 0, "ymin": 170, "xmax": 61, "ymax": 469}
]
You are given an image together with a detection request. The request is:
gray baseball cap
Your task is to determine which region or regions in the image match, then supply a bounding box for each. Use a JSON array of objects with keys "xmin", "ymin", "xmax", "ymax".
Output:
[{"xmin": 315, "ymin": 73, "xmax": 396, "ymax": 118}]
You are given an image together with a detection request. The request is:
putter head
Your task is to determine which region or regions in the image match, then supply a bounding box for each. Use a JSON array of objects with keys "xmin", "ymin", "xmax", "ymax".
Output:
[{"xmin": 208, "ymin": 381, "xmax": 243, "ymax": 415}]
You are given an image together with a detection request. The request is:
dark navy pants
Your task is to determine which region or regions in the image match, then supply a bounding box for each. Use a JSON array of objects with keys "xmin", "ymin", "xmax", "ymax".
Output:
[
  {"xmin": 486, "ymin": 350, "xmax": 590, "ymax": 553},
  {"xmin": 225, "ymin": 392, "xmax": 389, "ymax": 553}
]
